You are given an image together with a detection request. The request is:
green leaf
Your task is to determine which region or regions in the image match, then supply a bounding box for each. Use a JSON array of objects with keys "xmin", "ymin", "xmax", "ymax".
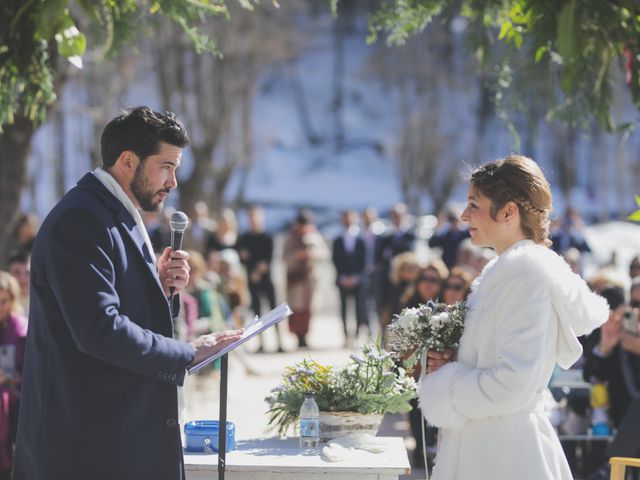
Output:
[
  {"xmin": 498, "ymin": 21, "xmax": 512, "ymax": 40},
  {"xmin": 76, "ymin": 0, "xmax": 102, "ymax": 24},
  {"xmin": 556, "ymin": 0, "xmax": 578, "ymax": 62},
  {"xmin": 628, "ymin": 211, "xmax": 640, "ymax": 221},
  {"xmin": 329, "ymin": 0, "xmax": 339, "ymax": 17},
  {"xmin": 513, "ymin": 31, "xmax": 523, "ymax": 49},
  {"xmin": 509, "ymin": 3, "xmax": 527, "ymax": 24},
  {"xmin": 55, "ymin": 18, "xmax": 87, "ymax": 58},
  {"xmin": 535, "ymin": 45, "xmax": 548, "ymax": 62},
  {"xmin": 236, "ymin": 0, "xmax": 255, "ymax": 11},
  {"xmin": 35, "ymin": 0, "xmax": 68, "ymax": 40}
]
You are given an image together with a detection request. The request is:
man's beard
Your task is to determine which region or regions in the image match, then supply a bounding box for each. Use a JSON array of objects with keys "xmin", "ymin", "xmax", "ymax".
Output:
[{"xmin": 131, "ymin": 165, "xmax": 168, "ymax": 212}]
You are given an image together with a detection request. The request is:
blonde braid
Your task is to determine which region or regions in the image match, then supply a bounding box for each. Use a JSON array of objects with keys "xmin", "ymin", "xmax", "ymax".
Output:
[{"xmin": 494, "ymin": 178, "xmax": 547, "ymax": 215}]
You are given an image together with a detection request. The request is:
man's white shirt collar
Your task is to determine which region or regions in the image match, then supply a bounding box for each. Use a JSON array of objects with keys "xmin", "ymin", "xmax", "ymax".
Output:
[{"xmin": 92, "ymin": 167, "xmax": 156, "ymax": 264}]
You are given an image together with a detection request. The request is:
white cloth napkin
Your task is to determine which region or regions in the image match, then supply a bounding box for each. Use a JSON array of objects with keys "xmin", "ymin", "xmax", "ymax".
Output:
[{"xmin": 321, "ymin": 434, "xmax": 387, "ymax": 462}]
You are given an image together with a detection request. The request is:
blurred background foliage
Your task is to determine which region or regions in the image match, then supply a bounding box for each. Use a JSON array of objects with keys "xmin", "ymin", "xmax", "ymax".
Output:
[
  {"xmin": 1, "ymin": 0, "xmax": 639, "ymax": 257},
  {"xmin": 363, "ymin": 0, "xmax": 640, "ymax": 132}
]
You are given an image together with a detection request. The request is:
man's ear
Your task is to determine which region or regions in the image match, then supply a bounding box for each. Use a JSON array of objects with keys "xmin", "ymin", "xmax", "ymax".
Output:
[{"xmin": 113, "ymin": 150, "xmax": 139, "ymax": 174}]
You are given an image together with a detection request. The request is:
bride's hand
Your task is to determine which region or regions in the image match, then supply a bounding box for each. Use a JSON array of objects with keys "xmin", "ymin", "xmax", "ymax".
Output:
[{"xmin": 426, "ymin": 349, "xmax": 455, "ymax": 374}]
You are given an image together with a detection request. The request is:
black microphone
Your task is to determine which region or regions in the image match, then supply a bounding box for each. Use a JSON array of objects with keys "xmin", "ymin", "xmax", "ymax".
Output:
[{"xmin": 169, "ymin": 211, "xmax": 189, "ymax": 298}]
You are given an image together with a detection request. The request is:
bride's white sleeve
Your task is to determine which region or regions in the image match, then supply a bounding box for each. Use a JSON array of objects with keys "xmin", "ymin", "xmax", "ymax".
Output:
[{"xmin": 419, "ymin": 276, "xmax": 552, "ymax": 428}]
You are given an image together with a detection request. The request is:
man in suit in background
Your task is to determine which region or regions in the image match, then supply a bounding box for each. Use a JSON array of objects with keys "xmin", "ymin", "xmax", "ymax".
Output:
[
  {"xmin": 376, "ymin": 203, "xmax": 415, "ymax": 330},
  {"xmin": 332, "ymin": 210, "xmax": 368, "ymax": 346},
  {"xmin": 237, "ymin": 205, "xmax": 283, "ymax": 352},
  {"xmin": 14, "ymin": 106, "xmax": 243, "ymax": 480}
]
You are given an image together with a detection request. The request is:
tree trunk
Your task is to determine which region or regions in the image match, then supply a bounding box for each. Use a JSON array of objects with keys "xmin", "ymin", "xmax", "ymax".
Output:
[
  {"xmin": 232, "ymin": 88, "xmax": 255, "ymax": 208},
  {"xmin": 331, "ymin": 12, "xmax": 346, "ymax": 152},
  {"xmin": 0, "ymin": 116, "xmax": 34, "ymax": 266}
]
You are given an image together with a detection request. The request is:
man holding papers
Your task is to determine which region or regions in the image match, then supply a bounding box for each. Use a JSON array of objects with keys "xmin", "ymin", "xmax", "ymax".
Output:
[
  {"xmin": 188, "ymin": 303, "xmax": 292, "ymax": 374},
  {"xmin": 14, "ymin": 107, "xmax": 243, "ymax": 480}
]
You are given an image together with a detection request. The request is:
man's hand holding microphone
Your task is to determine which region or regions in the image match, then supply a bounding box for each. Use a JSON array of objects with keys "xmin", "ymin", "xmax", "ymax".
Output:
[{"xmin": 158, "ymin": 211, "xmax": 244, "ymax": 369}]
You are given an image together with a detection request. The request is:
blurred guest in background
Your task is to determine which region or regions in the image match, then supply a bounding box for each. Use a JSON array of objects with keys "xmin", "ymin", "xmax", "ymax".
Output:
[
  {"xmin": 563, "ymin": 247, "xmax": 583, "ymax": 276},
  {"xmin": 0, "ymin": 271, "xmax": 27, "ymax": 480},
  {"xmin": 441, "ymin": 266, "xmax": 474, "ymax": 305},
  {"xmin": 217, "ymin": 248, "xmax": 250, "ymax": 329},
  {"xmin": 332, "ymin": 210, "xmax": 368, "ymax": 347},
  {"xmin": 377, "ymin": 203, "xmax": 415, "ymax": 330},
  {"xmin": 587, "ymin": 268, "xmax": 626, "ymax": 295},
  {"xmin": 237, "ymin": 205, "xmax": 283, "ymax": 353},
  {"xmin": 284, "ymin": 210, "xmax": 329, "ymax": 349},
  {"xmin": 551, "ymin": 207, "xmax": 591, "ymax": 256},
  {"xmin": 582, "ymin": 284, "xmax": 640, "ymax": 479},
  {"xmin": 146, "ymin": 209, "xmax": 172, "ymax": 254},
  {"xmin": 7, "ymin": 252, "xmax": 30, "ymax": 317},
  {"xmin": 428, "ymin": 209, "xmax": 470, "ymax": 269},
  {"xmin": 629, "ymin": 255, "xmax": 640, "ymax": 280},
  {"xmin": 583, "ymin": 286, "xmax": 634, "ymax": 429},
  {"xmin": 401, "ymin": 260, "xmax": 448, "ymax": 310},
  {"xmin": 183, "ymin": 201, "xmax": 216, "ymax": 255},
  {"xmin": 5, "ymin": 214, "xmax": 38, "ymax": 268},
  {"xmin": 399, "ymin": 259, "xmax": 448, "ymax": 470},
  {"xmin": 185, "ymin": 250, "xmax": 228, "ymax": 339},
  {"xmin": 360, "ymin": 207, "xmax": 381, "ymax": 335},
  {"xmin": 206, "ymin": 207, "xmax": 238, "ymax": 254},
  {"xmin": 387, "ymin": 252, "xmax": 422, "ymax": 327}
]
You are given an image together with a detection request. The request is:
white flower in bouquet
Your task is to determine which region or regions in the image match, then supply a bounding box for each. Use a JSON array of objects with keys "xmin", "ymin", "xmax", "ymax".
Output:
[
  {"xmin": 398, "ymin": 307, "xmax": 420, "ymax": 328},
  {"xmin": 388, "ymin": 300, "xmax": 468, "ymax": 369}
]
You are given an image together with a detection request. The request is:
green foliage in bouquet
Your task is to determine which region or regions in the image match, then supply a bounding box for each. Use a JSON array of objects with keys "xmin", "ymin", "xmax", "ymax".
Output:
[{"xmin": 265, "ymin": 342, "xmax": 417, "ymax": 436}]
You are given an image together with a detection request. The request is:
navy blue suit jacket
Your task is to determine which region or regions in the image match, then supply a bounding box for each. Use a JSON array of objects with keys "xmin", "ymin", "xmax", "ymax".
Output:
[
  {"xmin": 332, "ymin": 236, "xmax": 366, "ymax": 285},
  {"xmin": 14, "ymin": 173, "xmax": 195, "ymax": 480}
]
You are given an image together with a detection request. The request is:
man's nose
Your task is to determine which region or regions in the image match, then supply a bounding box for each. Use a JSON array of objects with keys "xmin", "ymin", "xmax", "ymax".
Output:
[{"xmin": 166, "ymin": 171, "xmax": 178, "ymax": 189}]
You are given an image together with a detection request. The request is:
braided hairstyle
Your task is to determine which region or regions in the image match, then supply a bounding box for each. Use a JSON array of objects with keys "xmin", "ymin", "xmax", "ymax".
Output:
[{"xmin": 470, "ymin": 155, "xmax": 552, "ymax": 247}]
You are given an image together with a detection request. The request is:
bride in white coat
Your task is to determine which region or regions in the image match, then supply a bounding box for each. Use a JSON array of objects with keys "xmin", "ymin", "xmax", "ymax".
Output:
[{"xmin": 420, "ymin": 155, "xmax": 609, "ymax": 480}]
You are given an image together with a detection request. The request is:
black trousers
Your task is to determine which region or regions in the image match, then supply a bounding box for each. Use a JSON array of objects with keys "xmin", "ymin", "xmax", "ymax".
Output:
[
  {"xmin": 249, "ymin": 279, "xmax": 276, "ymax": 316},
  {"xmin": 338, "ymin": 283, "xmax": 368, "ymax": 338},
  {"xmin": 249, "ymin": 279, "xmax": 281, "ymax": 348}
]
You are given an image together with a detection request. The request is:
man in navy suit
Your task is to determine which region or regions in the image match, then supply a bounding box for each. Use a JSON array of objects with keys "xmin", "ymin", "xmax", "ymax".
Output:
[
  {"xmin": 13, "ymin": 107, "xmax": 243, "ymax": 480},
  {"xmin": 332, "ymin": 210, "xmax": 368, "ymax": 346},
  {"xmin": 376, "ymin": 203, "xmax": 415, "ymax": 330}
]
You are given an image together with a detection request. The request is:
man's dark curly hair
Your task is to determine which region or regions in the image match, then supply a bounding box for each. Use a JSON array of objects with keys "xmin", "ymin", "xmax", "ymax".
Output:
[{"xmin": 100, "ymin": 106, "xmax": 189, "ymax": 168}]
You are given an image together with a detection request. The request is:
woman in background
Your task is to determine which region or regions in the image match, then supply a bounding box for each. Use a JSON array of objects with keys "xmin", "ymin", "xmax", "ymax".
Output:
[
  {"xmin": 284, "ymin": 210, "xmax": 329, "ymax": 349},
  {"xmin": 0, "ymin": 271, "xmax": 27, "ymax": 480},
  {"xmin": 441, "ymin": 266, "xmax": 474, "ymax": 306},
  {"xmin": 399, "ymin": 259, "xmax": 448, "ymax": 470}
]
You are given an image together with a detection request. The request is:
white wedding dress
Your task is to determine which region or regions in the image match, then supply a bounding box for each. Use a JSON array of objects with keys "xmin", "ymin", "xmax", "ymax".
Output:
[{"xmin": 419, "ymin": 240, "xmax": 608, "ymax": 480}]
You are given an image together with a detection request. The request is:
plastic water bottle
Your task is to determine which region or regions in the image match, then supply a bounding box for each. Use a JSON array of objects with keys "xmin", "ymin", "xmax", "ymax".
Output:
[{"xmin": 299, "ymin": 393, "xmax": 319, "ymax": 448}]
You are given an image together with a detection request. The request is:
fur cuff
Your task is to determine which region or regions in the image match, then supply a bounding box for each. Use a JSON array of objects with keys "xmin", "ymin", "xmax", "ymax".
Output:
[{"xmin": 418, "ymin": 362, "xmax": 467, "ymax": 429}]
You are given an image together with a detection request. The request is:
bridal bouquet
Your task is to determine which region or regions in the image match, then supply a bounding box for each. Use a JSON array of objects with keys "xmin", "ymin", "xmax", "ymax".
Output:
[{"xmin": 388, "ymin": 301, "xmax": 468, "ymax": 369}]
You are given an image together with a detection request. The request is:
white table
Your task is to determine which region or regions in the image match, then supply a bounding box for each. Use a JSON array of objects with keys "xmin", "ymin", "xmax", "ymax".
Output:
[{"xmin": 184, "ymin": 436, "xmax": 411, "ymax": 480}]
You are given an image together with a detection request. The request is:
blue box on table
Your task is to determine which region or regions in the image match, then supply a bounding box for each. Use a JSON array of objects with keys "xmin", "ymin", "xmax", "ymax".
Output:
[{"xmin": 184, "ymin": 420, "xmax": 236, "ymax": 453}]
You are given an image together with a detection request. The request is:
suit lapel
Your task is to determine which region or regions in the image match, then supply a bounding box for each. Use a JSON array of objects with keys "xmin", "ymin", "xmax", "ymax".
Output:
[
  {"xmin": 77, "ymin": 173, "xmax": 167, "ymax": 300},
  {"xmin": 116, "ymin": 210, "xmax": 165, "ymax": 294}
]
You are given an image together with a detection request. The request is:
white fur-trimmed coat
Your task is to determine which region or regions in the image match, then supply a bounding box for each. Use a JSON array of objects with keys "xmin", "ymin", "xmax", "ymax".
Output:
[{"xmin": 419, "ymin": 240, "xmax": 608, "ymax": 480}]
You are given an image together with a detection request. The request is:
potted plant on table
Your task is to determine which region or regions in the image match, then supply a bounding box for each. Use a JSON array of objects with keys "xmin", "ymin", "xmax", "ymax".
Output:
[{"xmin": 265, "ymin": 342, "xmax": 417, "ymax": 440}]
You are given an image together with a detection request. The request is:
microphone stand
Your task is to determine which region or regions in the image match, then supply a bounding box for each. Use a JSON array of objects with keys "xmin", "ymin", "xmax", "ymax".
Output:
[{"xmin": 218, "ymin": 353, "xmax": 229, "ymax": 480}]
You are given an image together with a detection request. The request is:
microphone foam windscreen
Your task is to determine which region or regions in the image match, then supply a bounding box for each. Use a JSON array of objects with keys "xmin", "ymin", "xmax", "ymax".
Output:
[{"xmin": 169, "ymin": 211, "xmax": 189, "ymax": 232}]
